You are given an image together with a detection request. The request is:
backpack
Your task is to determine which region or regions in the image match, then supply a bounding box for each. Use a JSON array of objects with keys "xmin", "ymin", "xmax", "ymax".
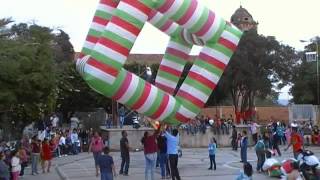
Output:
[{"xmin": 255, "ymin": 140, "xmax": 265, "ymax": 151}]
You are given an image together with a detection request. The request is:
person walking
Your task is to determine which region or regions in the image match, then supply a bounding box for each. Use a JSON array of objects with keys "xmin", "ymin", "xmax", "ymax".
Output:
[
  {"xmin": 11, "ymin": 150, "xmax": 21, "ymax": 180},
  {"xmin": 164, "ymin": 129, "xmax": 181, "ymax": 180},
  {"xmin": 41, "ymin": 138, "xmax": 52, "ymax": 173},
  {"xmin": 141, "ymin": 130, "xmax": 159, "ymax": 180},
  {"xmin": 255, "ymin": 134, "xmax": 268, "ymax": 173},
  {"xmin": 272, "ymin": 122, "xmax": 282, "ymax": 156},
  {"xmin": 208, "ymin": 137, "xmax": 217, "ymax": 170},
  {"xmin": 31, "ymin": 136, "xmax": 40, "ymax": 175},
  {"xmin": 96, "ymin": 147, "xmax": 117, "ymax": 180},
  {"xmin": 157, "ymin": 134, "xmax": 170, "ymax": 179},
  {"xmin": 240, "ymin": 130, "xmax": 248, "ymax": 163},
  {"xmin": 89, "ymin": 131, "xmax": 104, "ymax": 176},
  {"xmin": 285, "ymin": 124, "xmax": 303, "ymax": 159},
  {"xmin": 119, "ymin": 130, "xmax": 130, "ymax": 176}
]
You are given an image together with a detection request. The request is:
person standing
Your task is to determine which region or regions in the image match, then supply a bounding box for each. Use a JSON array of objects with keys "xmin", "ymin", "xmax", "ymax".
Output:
[
  {"xmin": 249, "ymin": 121, "xmax": 259, "ymax": 145},
  {"xmin": 89, "ymin": 132, "xmax": 104, "ymax": 176},
  {"xmin": 118, "ymin": 106, "xmax": 125, "ymax": 129},
  {"xmin": 285, "ymin": 125, "xmax": 303, "ymax": 159},
  {"xmin": 96, "ymin": 147, "xmax": 117, "ymax": 180},
  {"xmin": 240, "ymin": 130, "xmax": 248, "ymax": 163},
  {"xmin": 208, "ymin": 137, "xmax": 217, "ymax": 170},
  {"xmin": 11, "ymin": 150, "xmax": 21, "ymax": 180},
  {"xmin": 71, "ymin": 129, "xmax": 79, "ymax": 155},
  {"xmin": 231, "ymin": 125, "xmax": 238, "ymax": 151},
  {"xmin": 164, "ymin": 129, "xmax": 181, "ymax": 180},
  {"xmin": 18, "ymin": 146, "xmax": 28, "ymax": 177},
  {"xmin": 119, "ymin": 130, "xmax": 130, "ymax": 176},
  {"xmin": 141, "ymin": 130, "xmax": 158, "ymax": 180},
  {"xmin": 41, "ymin": 138, "xmax": 52, "ymax": 173},
  {"xmin": 31, "ymin": 136, "xmax": 40, "ymax": 175},
  {"xmin": 157, "ymin": 134, "xmax": 170, "ymax": 179}
]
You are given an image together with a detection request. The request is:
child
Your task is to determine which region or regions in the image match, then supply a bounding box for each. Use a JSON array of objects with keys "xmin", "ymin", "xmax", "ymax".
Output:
[
  {"xmin": 208, "ymin": 137, "xmax": 217, "ymax": 170},
  {"xmin": 236, "ymin": 162, "xmax": 253, "ymax": 180},
  {"xmin": 11, "ymin": 150, "xmax": 20, "ymax": 180},
  {"xmin": 96, "ymin": 146, "xmax": 116, "ymax": 180},
  {"xmin": 41, "ymin": 138, "xmax": 52, "ymax": 173}
]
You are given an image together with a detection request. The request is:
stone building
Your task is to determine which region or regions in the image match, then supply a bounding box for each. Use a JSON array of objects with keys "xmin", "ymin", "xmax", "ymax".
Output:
[{"xmin": 231, "ymin": 5, "xmax": 258, "ymax": 31}]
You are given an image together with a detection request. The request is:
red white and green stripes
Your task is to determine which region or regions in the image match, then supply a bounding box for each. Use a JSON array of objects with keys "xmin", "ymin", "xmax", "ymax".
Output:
[
  {"xmin": 155, "ymin": 0, "xmax": 226, "ymax": 43},
  {"xmin": 80, "ymin": 0, "xmax": 119, "ymax": 59},
  {"xmin": 174, "ymin": 23, "xmax": 242, "ymax": 122},
  {"xmin": 76, "ymin": 0, "xmax": 243, "ymax": 125}
]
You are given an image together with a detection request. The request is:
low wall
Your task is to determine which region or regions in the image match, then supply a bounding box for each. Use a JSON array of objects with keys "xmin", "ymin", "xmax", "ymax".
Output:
[
  {"xmin": 201, "ymin": 106, "xmax": 289, "ymax": 125},
  {"xmin": 101, "ymin": 125, "xmax": 255, "ymax": 150}
]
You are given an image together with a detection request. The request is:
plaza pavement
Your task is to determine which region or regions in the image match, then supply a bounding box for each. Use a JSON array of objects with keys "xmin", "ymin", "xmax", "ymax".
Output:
[{"xmin": 23, "ymin": 146, "xmax": 320, "ymax": 180}]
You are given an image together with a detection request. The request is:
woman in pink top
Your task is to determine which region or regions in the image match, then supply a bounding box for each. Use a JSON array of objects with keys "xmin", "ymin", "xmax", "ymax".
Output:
[
  {"xmin": 285, "ymin": 126, "xmax": 292, "ymax": 144},
  {"xmin": 88, "ymin": 131, "xmax": 104, "ymax": 175}
]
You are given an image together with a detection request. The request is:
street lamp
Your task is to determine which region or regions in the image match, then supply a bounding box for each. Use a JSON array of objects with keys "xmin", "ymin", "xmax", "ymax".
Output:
[{"xmin": 300, "ymin": 39, "xmax": 319, "ymax": 105}]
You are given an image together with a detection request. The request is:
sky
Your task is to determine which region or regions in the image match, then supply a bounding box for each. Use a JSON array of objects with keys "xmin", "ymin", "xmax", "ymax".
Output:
[{"xmin": 1, "ymin": 0, "xmax": 319, "ymax": 100}]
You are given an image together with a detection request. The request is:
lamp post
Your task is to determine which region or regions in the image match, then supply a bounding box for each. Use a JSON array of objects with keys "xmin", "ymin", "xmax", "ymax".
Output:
[{"xmin": 300, "ymin": 39, "xmax": 319, "ymax": 105}]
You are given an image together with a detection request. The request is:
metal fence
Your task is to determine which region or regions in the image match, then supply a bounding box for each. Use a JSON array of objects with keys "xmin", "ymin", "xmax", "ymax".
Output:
[{"xmin": 289, "ymin": 104, "xmax": 319, "ymax": 125}]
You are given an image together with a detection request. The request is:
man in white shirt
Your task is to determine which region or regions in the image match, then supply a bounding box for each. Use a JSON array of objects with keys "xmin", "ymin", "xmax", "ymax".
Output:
[
  {"xmin": 70, "ymin": 115, "xmax": 80, "ymax": 129},
  {"xmin": 51, "ymin": 114, "xmax": 59, "ymax": 129},
  {"xmin": 59, "ymin": 134, "xmax": 66, "ymax": 157},
  {"xmin": 71, "ymin": 129, "xmax": 79, "ymax": 155},
  {"xmin": 250, "ymin": 121, "xmax": 259, "ymax": 145}
]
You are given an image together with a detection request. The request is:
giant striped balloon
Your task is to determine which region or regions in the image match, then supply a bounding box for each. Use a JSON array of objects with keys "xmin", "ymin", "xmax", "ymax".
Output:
[{"xmin": 76, "ymin": 0, "xmax": 242, "ymax": 125}]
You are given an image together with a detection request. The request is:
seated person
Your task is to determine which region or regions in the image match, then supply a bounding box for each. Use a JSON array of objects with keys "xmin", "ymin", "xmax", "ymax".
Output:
[
  {"xmin": 236, "ymin": 162, "xmax": 253, "ymax": 180},
  {"xmin": 262, "ymin": 150, "xmax": 282, "ymax": 178}
]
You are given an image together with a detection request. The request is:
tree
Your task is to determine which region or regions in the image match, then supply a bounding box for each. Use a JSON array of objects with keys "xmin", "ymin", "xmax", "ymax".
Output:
[
  {"xmin": 211, "ymin": 29, "xmax": 297, "ymax": 120},
  {"xmin": 291, "ymin": 37, "xmax": 320, "ymax": 104},
  {"xmin": 0, "ymin": 23, "xmax": 58, "ymax": 138}
]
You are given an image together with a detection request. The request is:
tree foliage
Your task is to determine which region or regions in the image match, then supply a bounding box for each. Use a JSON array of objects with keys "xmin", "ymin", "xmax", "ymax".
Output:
[
  {"xmin": 291, "ymin": 37, "xmax": 320, "ymax": 104},
  {"xmin": 210, "ymin": 29, "xmax": 297, "ymax": 114}
]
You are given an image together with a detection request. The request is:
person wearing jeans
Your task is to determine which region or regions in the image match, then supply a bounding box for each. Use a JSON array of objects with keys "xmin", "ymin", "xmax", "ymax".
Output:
[
  {"xmin": 141, "ymin": 130, "xmax": 159, "ymax": 180},
  {"xmin": 31, "ymin": 136, "xmax": 40, "ymax": 175},
  {"xmin": 89, "ymin": 132, "xmax": 104, "ymax": 176},
  {"xmin": 240, "ymin": 130, "xmax": 248, "ymax": 163},
  {"xmin": 164, "ymin": 129, "xmax": 181, "ymax": 180},
  {"xmin": 208, "ymin": 137, "xmax": 217, "ymax": 170},
  {"xmin": 158, "ymin": 135, "xmax": 170, "ymax": 179}
]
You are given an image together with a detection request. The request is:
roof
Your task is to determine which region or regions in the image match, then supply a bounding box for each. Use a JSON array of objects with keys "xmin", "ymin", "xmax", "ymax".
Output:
[{"xmin": 231, "ymin": 6, "xmax": 257, "ymax": 26}]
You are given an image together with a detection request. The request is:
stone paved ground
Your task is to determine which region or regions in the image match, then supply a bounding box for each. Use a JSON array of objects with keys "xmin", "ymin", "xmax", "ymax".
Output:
[{"xmin": 23, "ymin": 146, "xmax": 320, "ymax": 180}]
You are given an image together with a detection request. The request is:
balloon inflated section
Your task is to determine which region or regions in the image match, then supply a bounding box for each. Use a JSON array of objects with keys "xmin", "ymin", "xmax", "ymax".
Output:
[{"xmin": 76, "ymin": 0, "xmax": 242, "ymax": 125}]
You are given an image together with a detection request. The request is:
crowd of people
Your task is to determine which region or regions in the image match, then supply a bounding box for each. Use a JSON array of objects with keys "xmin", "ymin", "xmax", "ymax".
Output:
[{"xmin": 1, "ymin": 110, "xmax": 320, "ymax": 180}]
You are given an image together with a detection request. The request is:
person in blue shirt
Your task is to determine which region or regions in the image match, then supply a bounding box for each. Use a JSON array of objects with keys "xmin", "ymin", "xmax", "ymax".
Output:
[
  {"xmin": 208, "ymin": 137, "xmax": 217, "ymax": 170},
  {"xmin": 164, "ymin": 129, "xmax": 180, "ymax": 180},
  {"xmin": 240, "ymin": 130, "xmax": 248, "ymax": 163},
  {"xmin": 96, "ymin": 147, "xmax": 116, "ymax": 180}
]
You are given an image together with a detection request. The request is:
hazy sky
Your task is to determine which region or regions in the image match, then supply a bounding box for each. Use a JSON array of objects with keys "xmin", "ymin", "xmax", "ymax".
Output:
[{"xmin": 1, "ymin": 0, "xmax": 319, "ymax": 100}]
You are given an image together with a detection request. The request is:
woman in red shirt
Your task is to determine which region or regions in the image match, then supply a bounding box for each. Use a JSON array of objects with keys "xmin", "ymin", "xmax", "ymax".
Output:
[
  {"xmin": 41, "ymin": 138, "xmax": 52, "ymax": 173},
  {"xmin": 141, "ymin": 129, "xmax": 159, "ymax": 180}
]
